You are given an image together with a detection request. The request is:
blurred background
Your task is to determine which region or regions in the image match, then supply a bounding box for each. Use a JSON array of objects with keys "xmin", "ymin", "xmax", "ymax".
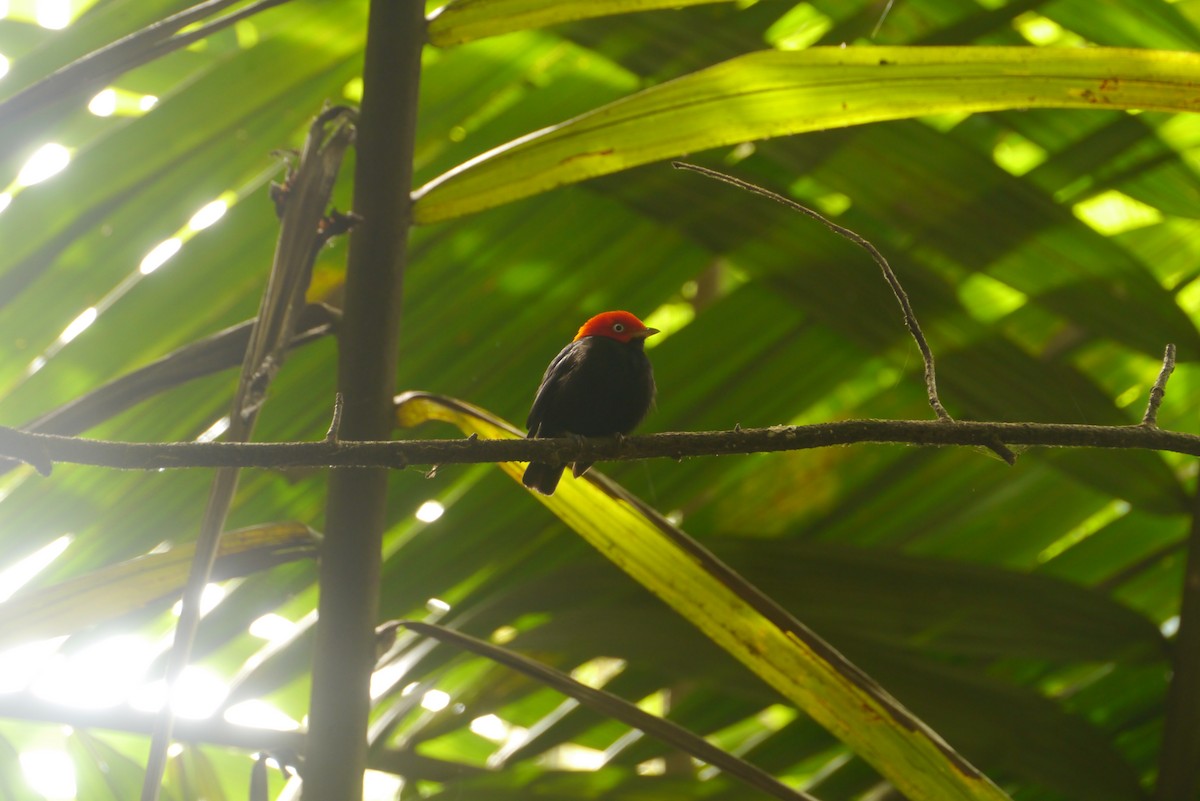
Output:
[{"xmin": 0, "ymin": 0, "xmax": 1198, "ymax": 799}]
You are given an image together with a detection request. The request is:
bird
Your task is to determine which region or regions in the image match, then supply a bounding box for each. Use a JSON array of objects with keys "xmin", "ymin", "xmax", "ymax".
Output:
[{"xmin": 522, "ymin": 311, "xmax": 658, "ymax": 495}]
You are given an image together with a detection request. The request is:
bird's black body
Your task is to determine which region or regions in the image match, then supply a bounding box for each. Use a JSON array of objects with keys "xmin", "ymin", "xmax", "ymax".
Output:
[{"xmin": 523, "ymin": 334, "xmax": 656, "ymax": 495}]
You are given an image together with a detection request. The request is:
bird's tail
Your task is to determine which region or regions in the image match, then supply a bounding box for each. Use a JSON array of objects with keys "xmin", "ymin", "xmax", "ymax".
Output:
[{"xmin": 523, "ymin": 462, "xmax": 563, "ymax": 495}]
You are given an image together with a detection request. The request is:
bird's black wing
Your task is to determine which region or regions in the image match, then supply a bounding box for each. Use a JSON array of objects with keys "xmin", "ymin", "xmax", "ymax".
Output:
[{"xmin": 525, "ymin": 340, "xmax": 584, "ymax": 436}]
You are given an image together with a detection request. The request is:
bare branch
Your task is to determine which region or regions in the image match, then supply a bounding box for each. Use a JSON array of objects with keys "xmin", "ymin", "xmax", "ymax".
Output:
[
  {"xmin": 1143, "ymin": 344, "xmax": 1177, "ymax": 427},
  {"xmin": 4, "ymin": 417, "xmax": 1200, "ymax": 473}
]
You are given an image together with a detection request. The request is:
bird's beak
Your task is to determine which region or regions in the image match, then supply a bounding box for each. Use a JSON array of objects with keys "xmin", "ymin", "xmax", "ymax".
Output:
[{"xmin": 633, "ymin": 327, "xmax": 660, "ymax": 339}]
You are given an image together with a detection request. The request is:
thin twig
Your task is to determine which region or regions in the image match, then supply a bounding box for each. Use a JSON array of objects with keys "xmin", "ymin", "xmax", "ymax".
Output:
[
  {"xmin": 1143, "ymin": 344, "xmax": 1177, "ymax": 427},
  {"xmin": 673, "ymin": 162, "xmax": 950, "ymax": 421},
  {"xmin": 871, "ymin": 0, "xmax": 897, "ymax": 38},
  {"xmin": 672, "ymin": 162, "xmax": 1019, "ymax": 465},
  {"xmin": 325, "ymin": 392, "xmax": 346, "ymax": 442}
]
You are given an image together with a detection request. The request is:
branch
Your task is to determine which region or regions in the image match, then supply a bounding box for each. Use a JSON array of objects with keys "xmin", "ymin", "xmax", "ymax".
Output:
[
  {"xmin": 1143, "ymin": 344, "xmax": 1177, "ymax": 427},
  {"xmin": 5, "ymin": 416, "xmax": 1200, "ymax": 472}
]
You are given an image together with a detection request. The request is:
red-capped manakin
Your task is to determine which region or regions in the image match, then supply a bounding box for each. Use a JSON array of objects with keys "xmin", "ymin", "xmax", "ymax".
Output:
[{"xmin": 522, "ymin": 311, "xmax": 658, "ymax": 495}]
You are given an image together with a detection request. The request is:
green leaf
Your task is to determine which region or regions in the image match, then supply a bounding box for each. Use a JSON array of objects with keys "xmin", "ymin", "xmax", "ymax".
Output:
[
  {"xmin": 16, "ymin": 304, "xmax": 337, "ymax": 441},
  {"xmin": 508, "ymin": 605, "xmax": 1149, "ymax": 801},
  {"xmin": 489, "ymin": 539, "xmax": 1166, "ymax": 664},
  {"xmin": 0, "ymin": 523, "xmax": 318, "ymax": 650},
  {"xmin": 67, "ymin": 732, "xmax": 147, "ymax": 801},
  {"xmin": 413, "ymin": 46, "xmax": 1200, "ymax": 223},
  {"xmin": 400, "ymin": 621, "xmax": 814, "ymax": 801},
  {"xmin": 0, "ymin": 734, "xmax": 41, "ymax": 801},
  {"xmin": 427, "ymin": 0, "xmax": 733, "ymax": 47},
  {"xmin": 0, "ymin": 0, "xmax": 289, "ymax": 134},
  {"xmin": 394, "ymin": 392, "xmax": 1013, "ymax": 801}
]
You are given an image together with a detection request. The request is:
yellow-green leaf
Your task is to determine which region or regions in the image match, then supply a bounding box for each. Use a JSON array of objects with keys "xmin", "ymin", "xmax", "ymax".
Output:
[
  {"xmin": 393, "ymin": 391, "xmax": 1012, "ymax": 801},
  {"xmin": 413, "ymin": 46, "xmax": 1200, "ymax": 223},
  {"xmin": 427, "ymin": 0, "xmax": 733, "ymax": 47},
  {"xmin": 0, "ymin": 523, "xmax": 318, "ymax": 650}
]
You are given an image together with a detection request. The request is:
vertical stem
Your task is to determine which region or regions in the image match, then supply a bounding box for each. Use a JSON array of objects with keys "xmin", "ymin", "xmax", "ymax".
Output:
[
  {"xmin": 304, "ymin": 3, "xmax": 424, "ymax": 799},
  {"xmin": 1155, "ymin": 477, "xmax": 1200, "ymax": 801}
]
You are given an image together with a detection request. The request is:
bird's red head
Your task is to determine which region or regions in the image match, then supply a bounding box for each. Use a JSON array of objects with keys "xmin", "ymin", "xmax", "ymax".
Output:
[{"xmin": 573, "ymin": 311, "xmax": 659, "ymax": 344}]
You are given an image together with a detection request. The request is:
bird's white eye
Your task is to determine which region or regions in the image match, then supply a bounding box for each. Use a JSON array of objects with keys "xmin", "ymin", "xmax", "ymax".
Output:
[{"xmin": 613, "ymin": 323, "xmax": 625, "ymax": 333}]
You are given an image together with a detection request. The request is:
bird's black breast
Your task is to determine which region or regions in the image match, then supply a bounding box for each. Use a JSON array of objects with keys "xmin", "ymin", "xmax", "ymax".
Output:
[{"xmin": 526, "ymin": 336, "xmax": 656, "ymax": 438}]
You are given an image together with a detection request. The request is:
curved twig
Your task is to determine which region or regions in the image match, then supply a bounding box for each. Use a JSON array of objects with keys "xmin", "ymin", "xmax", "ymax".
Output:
[{"xmin": 673, "ymin": 162, "xmax": 950, "ymax": 422}]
